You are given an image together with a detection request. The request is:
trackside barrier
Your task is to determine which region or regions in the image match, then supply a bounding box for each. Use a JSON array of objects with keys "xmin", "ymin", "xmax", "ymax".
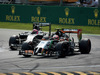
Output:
[
  {"xmin": 0, "ymin": 4, "xmax": 100, "ymax": 26},
  {"xmin": 0, "ymin": 71, "xmax": 100, "ymax": 75}
]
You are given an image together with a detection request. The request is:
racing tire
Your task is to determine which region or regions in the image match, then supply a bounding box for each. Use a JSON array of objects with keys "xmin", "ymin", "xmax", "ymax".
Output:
[
  {"xmin": 22, "ymin": 42, "xmax": 33, "ymax": 50},
  {"xmin": 23, "ymin": 55, "xmax": 31, "ymax": 57},
  {"xmin": 9, "ymin": 36, "xmax": 19, "ymax": 50},
  {"xmin": 79, "ymin": 38, "xmax": 91, "ymax": 54},
  {"xmin": 55, "ymin": 42, "xmax": 68, "ymax": 58},
  {"xmin": 21, "ymin": 43, "xmax": 33, "ymax": 57}
]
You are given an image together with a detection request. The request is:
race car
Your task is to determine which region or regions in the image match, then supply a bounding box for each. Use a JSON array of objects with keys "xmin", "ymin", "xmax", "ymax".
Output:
[
  {"xmin": 19, "ymin": 28, "xmax": 91, "ymax": 58},
  {"xmin": 9, "ymin": 22, "xmax": 51, "ymax": 50}
]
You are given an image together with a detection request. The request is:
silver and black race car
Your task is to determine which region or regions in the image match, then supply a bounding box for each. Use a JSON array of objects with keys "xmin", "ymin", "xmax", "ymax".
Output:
[
  {"xmin": 9, "ymin": 22, "xmax": 51, "ymax": 50},
  {"xmin": 19, "ymin": 28, "xmax": 91, "ymax": 58}
]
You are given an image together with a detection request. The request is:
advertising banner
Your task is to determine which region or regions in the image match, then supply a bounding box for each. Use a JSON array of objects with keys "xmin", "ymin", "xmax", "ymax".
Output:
[{"xmin": 0, "ymin": 4, "xmax": 100, "ymax": 26}]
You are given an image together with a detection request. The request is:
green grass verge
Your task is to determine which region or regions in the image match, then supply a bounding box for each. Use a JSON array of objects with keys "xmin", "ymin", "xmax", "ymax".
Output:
[{"xmin": 0, "ymin": 22, "xmax": 100, "ymax": 34}]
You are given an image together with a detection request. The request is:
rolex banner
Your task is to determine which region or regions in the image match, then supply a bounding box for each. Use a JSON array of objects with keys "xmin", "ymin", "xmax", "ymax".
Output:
[{"xmin": 0, "ymin": 4, "xmax": 100, "ymax": 26}]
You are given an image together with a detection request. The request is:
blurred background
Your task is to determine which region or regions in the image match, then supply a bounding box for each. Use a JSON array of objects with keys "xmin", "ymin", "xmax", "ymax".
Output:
[{"xmin": 0, "ymin": 0, "xmax": 99, "ymax": 7}]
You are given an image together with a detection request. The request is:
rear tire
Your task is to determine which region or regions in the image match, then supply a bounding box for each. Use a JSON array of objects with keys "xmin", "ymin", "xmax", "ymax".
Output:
[{"xmin": 79, "ymin": 38, "xmax": 91, "ymax": 54}]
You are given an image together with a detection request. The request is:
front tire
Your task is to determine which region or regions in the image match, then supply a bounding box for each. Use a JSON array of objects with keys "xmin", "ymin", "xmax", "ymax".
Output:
[
  {"xmin": 79, "ymin": 38, "xmax": 91, "ymax": 54},
  {"xmin": 22, "ymin": 43, "xmax": 33, "ymax": 57},
  {"xmin": 22, "ymin": 42, "xmax": 32, "ymax": 50},
  {"xmin": 55, "ymin": 42, "xmax": 68, "ymax": 58},
  {"xmin": 23, "ymin": 55, "xmax": 31, "ymax": 57},
  {"xmin": 9, "ymin": 36, "xmax": 19, "ymax": 50}
]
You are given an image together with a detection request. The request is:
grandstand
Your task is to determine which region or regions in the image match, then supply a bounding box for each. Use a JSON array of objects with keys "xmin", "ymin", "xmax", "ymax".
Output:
[
  {"xmin": 0, "ymin": 0, "xmax": 80, "ymax": 6},
  {"xmin": 0, "ymin": 0, "xmax": 25, "ymax": 4},
  {"xmin": 0, "ymin": 0, "xmax": 99, "ymax": 7}
]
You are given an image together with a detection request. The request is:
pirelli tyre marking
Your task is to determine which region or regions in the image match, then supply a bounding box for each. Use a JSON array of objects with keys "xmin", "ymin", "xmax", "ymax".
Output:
[{"xmin": 0, "ymin": 71, "xmax": 100, "ymax": 75}]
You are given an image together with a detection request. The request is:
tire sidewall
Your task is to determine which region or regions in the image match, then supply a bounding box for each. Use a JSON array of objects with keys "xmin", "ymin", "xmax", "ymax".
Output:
[{"xmin": 79, "ymin": 38, "xmax": 91, "ymax": 54}]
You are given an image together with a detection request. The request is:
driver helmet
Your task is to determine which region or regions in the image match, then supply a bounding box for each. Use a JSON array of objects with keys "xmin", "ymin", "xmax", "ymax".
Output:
[
  {"xmin": 53, "ymin": 35, "xmax": 59, "ymax": 40},
  {"xmin": 31, "ymin": 29, "xmax": 38, "ymax": 34}
]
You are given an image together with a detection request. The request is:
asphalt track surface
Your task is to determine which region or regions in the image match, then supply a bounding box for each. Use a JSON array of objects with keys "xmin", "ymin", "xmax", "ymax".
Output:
[{"xmin": 0, "ymin": 29, "xmax": 100, "ymax": 74}]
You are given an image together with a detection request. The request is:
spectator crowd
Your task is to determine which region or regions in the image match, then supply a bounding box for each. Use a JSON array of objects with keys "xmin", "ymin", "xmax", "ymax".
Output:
[
  {"xmin": 0, "ymin": 0, "xmax": 99, "ymax": 7},
  {"xmin": 80, "ymin": 0, "xmax": 98, "ymax": 7}
]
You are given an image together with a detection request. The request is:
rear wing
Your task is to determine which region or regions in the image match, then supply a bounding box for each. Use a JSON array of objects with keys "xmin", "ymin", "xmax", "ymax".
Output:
[
  {"xmin": 33, "ymin": 22, "xmax": 51, "ymax": 27},
  {"xmin": 33, "ymin": 22, "xmax": 51, "ymax": 36},
  {"xmin": 61, "ymin": 29, "xmax": 82, "ymax": 41}
]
